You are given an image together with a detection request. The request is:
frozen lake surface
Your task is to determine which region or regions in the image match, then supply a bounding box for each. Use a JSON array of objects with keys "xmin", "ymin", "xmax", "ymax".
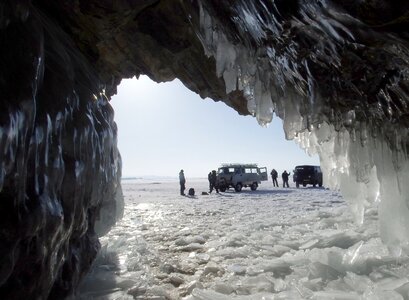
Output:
[{"xmin": 75, "ymin": 179, "xmax": 409, "ymax": 299}]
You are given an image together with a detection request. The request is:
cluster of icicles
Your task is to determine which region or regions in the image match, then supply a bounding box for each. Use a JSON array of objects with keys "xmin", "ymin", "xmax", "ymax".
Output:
[{"xmin": 196, "ymin": 1, "xmax": 409, "ymax": 255}]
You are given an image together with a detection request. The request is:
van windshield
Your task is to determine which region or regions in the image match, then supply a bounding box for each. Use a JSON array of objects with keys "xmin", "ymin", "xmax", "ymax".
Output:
[
  {"xmin": 295, "ymin": 166, "xmax": 315, "ymax": 173},
  {"xmin": 218, "ymin": 167, "xmax": 234, "ymax": 174}
]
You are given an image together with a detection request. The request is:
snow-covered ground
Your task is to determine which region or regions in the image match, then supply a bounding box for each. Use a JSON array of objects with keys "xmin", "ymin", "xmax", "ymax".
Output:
[{"xmin": 75, "ymin": 179, "xmax": 409, "ymax": 300}]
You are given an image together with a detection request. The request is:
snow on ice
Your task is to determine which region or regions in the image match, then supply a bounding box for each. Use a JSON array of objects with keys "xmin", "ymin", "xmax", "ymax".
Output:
[{"xmin": 74, "ymin": 179, "xmax": 409, "ymax": 299}]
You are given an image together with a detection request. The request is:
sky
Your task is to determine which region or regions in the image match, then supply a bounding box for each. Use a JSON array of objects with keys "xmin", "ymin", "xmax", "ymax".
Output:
[{"xmin": 110, "ymin": 75, "xmax": 319, "ymax": 178}]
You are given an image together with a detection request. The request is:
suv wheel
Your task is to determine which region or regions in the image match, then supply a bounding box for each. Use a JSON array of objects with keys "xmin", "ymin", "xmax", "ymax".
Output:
[
  {"xmin": 250, "ymin": 183, "xmax": 258, "ymax": 191},
  {"xmin": 319, "ymin": 182, "xmax": 323, "ymax": 187},
  {"xmin": 235, "ymin": 183, "xmax": 243, "ymax": 192},
  {"xmin": 219, "ymin": 186, "xmax": 227, "ymax": 192}
]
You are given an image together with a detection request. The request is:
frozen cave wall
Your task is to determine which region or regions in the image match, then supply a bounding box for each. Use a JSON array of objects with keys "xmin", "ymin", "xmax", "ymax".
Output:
[
  {"xmin": 0, "ymin": 2, "xmax": 122, "ymax": 299},
  {"xmin": 1, "ymin": 0, "xmax": 409, "ymax": 298}
]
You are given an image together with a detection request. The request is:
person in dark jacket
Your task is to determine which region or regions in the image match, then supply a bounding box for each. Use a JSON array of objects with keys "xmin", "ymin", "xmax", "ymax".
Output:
[
  {"xmin": 179, "ymin": 169, "xmax": 186, "ymax": 195},
  {"xmin": 282, "ymin": 170, "xmax": 290, "ymax": 188},
  {"xmin": 209, "ymin": 170, "xmax": 219, "ymax": 193},
  {"xmin": 270, "ymin": 169, "xmax": 278, "ymax": 187}
]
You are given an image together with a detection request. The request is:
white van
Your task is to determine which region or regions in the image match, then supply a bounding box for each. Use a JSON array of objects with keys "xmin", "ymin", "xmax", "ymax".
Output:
[{"xmin": 216, "ymin": 164, "xmax": 268, "ymax": 192}]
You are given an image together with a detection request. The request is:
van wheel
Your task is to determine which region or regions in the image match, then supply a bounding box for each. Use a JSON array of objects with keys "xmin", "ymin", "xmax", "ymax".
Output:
[
  {"xmin": 319, "ymin": 182, "xmax": 323, "ymax": 187},
  {"xmin": 296, "ymin": 182, "xmax": 299, "ymax": 188},
  {"xmin": 313, "ymin": 183, "xmax": 316, "ymax": 187},
  {"xmin": 219, "ymin": 186, "xmax": 226, "ymax": 192},
  {"xmin": 235, "ymin": 183, "xmax": 243, "ymax": 192},
  {"xmin": 250, "ymin": 183, "xmax": 258, "ymax": 191},
  {"xmin": 303, "ymin": 183, "xmax": 307, "ymax": 187}
]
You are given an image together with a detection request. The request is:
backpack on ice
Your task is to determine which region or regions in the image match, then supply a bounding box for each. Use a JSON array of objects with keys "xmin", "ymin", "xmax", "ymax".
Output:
[{"xmin": 188, "ymin": 188, "xmax": 195, "ymax": 196}]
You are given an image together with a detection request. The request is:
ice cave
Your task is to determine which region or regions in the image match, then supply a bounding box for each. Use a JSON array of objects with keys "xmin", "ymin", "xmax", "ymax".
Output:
[{"xmin": 1, "ymin": 0, "xmax": 409, "ymax": 299}]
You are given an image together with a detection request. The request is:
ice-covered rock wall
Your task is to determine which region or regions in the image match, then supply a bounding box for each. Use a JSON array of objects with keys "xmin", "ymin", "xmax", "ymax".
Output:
[
  {"xmin": 0, "ymin": 3, "xmax": 121, "ymax": 299},
  {"xmin": 192, "ymin": 0, "xmax": 409, "ymax": 254},
  {"xmin": 1, "ymin": 0, "xmax": 409, "ymax": 298}
]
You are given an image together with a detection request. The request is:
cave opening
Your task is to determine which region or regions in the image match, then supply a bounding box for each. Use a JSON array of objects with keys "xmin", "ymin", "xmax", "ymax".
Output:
[
  {"xmin": 109, "ymin": 75, "xmax": 319, "ymax": 180},
  {"xmin": 72, "ymin": 75, "xmax": 331, "ymax": 299}
]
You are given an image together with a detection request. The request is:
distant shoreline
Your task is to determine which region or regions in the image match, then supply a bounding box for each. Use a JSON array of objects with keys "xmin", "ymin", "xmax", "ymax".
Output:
[{"xmin": 121, "ymin": 176, "xmax": 207, "ymax": 181}]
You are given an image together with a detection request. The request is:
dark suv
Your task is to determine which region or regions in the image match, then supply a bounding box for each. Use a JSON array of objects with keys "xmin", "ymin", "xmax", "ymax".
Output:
[{"xmin": 293, "ymin": 165, "xmax": 323, "ymax": 188}]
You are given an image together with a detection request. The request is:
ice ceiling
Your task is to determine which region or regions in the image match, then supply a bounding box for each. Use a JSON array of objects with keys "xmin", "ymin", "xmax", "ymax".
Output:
[{"xmin": 1, "ymin": 0, "xmax": 409, "ymax": 298}]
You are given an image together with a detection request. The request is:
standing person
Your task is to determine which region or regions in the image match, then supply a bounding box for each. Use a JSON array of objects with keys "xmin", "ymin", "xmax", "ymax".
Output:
[
  {"xmin": 179, "ymin": 169, "xmax": 186, "ymax": 195},
  {"xmin": 209, "ymin": 170, "xmax": 219, "ymax": 193},
  {"xmin": 282, "ymin": 170, "xmax": 290, "ymax": 188},
  {"xmin": 208, "ymin": 172, "xmax": 212, "ymax": 192},
  {"xmin": 270, "ymin": 169, "xmax": 278, "ymax": 187}
]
